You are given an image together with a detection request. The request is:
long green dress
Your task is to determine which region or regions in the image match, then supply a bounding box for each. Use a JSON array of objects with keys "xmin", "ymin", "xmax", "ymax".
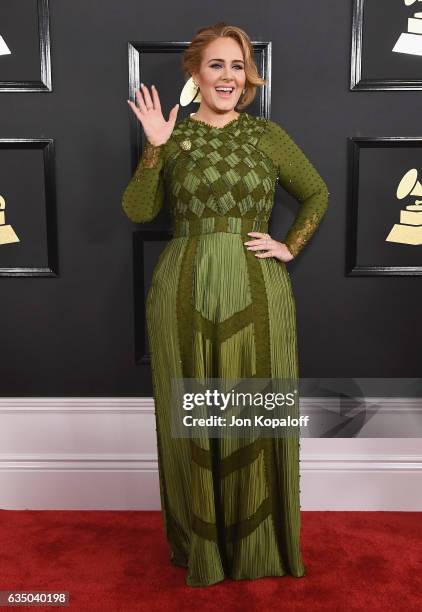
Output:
[{"xmin": 122, "ymin": 111, "xmax": 329, "ymax": 587}]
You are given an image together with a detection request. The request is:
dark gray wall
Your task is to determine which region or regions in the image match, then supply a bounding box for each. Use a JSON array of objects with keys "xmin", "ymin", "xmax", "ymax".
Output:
[{"xmin": 1, "ymin": 1, "xmax": 420, "ymax": 397}]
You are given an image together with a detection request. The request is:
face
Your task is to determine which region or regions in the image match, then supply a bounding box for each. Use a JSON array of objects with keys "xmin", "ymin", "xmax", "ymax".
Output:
[{"xmin": 192, "ymin": 37, "xmax": 246, "ymax": 114}]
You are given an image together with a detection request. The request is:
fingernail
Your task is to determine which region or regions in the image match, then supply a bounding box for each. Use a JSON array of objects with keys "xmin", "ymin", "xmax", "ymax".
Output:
[
  {"xmin": 151, "ymin": 84, "xmax": 155, "ymax": 88},
  {"xmin": 140, "ymin": 82, "xmax": 144, "ymax": 86}
]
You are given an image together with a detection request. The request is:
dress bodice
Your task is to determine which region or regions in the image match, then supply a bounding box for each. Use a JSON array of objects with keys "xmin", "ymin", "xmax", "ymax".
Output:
[
  {"xmin": 122, "ymin": 111, "xmax": 329, "ymax": 258},
  {"xmin": 163, "ymin": 112, "xmax": 278, "ymax": 222}
]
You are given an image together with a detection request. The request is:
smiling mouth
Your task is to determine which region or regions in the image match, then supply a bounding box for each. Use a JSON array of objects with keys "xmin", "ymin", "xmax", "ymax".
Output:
[{"xmin": 215, "ymin": 87, "xmax": 235, "ymax": 97}]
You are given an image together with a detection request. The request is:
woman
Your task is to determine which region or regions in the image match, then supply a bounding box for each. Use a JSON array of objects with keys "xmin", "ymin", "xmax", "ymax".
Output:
[{"xmin": 122, "ymin": 22, "xmax": 329, "ymax": 587}]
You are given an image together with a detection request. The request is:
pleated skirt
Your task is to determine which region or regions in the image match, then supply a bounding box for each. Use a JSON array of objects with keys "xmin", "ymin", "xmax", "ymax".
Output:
[{"xmin": 146, "ymin": 230, "xmax": 306, "ymax": 587}]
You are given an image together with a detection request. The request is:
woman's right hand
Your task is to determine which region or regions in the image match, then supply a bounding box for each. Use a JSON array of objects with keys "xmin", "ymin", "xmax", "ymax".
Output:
[{"xmin": 127, "ymin": 84, "xmax": 179, "ymax": 147}]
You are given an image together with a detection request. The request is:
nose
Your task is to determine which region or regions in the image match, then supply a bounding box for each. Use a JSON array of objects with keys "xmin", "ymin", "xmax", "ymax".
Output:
[{"xmin": 222, "ymin": 67, "xmax": 235, "ymax": 80}]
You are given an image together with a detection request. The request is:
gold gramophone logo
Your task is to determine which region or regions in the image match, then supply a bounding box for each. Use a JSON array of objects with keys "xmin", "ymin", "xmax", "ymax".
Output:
[
  {"xmin": 393, "ymin": 0, "xmax": 422, "ymax": 56},
  {"xmin": 386, "ymin": 169, "xmax": 422, "ymax": 244},
  {"xmin": 0, "ymin": 195, "xmax": 20, "ymax": 245}
]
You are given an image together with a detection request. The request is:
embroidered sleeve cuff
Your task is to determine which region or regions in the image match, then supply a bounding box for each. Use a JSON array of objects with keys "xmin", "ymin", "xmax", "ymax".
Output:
[
  {"xmin": 136, "ymin": 141, "xmax": 163, "ymax": 171},
  {"xmin": 283, "ymin": 207, "xmax": 327, "ymax": 258}
]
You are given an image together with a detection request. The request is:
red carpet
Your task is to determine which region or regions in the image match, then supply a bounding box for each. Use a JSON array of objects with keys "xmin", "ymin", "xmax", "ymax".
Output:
[{"xmin": 0, "ymin": 510, "xmax": 420, "ymax": 611}]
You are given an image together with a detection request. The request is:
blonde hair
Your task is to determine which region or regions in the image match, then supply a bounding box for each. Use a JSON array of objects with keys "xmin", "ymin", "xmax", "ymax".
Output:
[{"xmin": 182, "ymin": 21, "xmax": 266, "ymax": 110}]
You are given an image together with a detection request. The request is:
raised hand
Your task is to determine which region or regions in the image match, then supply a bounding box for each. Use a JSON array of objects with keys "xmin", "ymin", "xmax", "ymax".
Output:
[{"xmin": 127, "ymin": 84, "xmax": 179, "ymax": 147}]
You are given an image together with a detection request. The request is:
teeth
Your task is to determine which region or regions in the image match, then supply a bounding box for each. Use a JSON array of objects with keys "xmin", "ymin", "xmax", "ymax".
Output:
[{"xmin": 216, "ymin": 87, "xmax": 233, "ymax": 92}]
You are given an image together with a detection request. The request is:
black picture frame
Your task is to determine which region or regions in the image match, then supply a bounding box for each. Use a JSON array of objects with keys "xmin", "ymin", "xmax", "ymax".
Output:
[
  {"xmin": 0, "ymin": 138, "xmax": 58, "ymax": 276},
  {"xmin": 126, "ymin": 40, "xmax": 271, "ymax": 364},
  {"xmin": 351, "ymin": 0, "xmax": 422, "ymax": 91},
  {"xmin": 347, "ymin": 136, "xmax": 422, "ymax": 276},
  {"xmin": 0, "ymin": 0, "xmax": 52, "ymax": 92}
]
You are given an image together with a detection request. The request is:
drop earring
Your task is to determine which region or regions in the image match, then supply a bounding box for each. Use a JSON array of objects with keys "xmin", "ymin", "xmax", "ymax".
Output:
[{"xmin": 180, "ymin": 76, "xmax": 202, "ymax": 106}]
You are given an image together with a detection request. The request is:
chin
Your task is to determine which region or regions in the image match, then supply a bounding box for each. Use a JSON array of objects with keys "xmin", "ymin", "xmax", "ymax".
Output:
[{"xmin": 212, "ymin": 97, "xmax": 240, "ymax": 111}]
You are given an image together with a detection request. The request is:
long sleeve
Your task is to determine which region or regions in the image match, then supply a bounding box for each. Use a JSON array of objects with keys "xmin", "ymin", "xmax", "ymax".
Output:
[
  {"xmin": 122, "ymin": 140, "xmax": 166, "ymax": 223},
  {"xmin": 258, "ymin": 119, "xmax": 329, "ymax": 258}
]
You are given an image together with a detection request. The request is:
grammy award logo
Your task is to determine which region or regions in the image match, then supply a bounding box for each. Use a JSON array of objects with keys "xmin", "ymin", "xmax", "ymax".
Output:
[
  {"xmin": 392, "ymin": 0, "xmax": 422, "ymax": 56},
  {"xmin": 386, "ymin": 169, "xmax": 422, "ymax": 244},
  {"xmin": 0, "ymin": 34, "xmax": 11, "ymax": 56},
  {"xmin": 0, "ymin": 195, "xmax": 20, "ymax": 245}
]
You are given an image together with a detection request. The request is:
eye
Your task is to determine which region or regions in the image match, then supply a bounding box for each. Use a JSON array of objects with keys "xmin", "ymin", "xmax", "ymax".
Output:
[{"xmin": 210, "ymin": 63, "xmax": 243, "ymax": 70}]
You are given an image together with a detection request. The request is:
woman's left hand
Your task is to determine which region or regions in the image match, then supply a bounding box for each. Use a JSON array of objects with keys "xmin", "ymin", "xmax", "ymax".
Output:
[{"xmin": 244, "ymin": 232, "xmax": 294, "ymax": 263}]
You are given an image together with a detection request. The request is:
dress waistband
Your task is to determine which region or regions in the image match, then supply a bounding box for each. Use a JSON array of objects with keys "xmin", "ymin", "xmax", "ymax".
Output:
[{"xmin": 173, "ymin": 217, "xmax": 269, "ymax": 237}]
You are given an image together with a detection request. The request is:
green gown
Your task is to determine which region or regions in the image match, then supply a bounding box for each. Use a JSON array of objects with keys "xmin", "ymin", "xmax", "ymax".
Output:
[{"xmin": 122, "ymin": 111, "xmax": 329, "ymax": 587}]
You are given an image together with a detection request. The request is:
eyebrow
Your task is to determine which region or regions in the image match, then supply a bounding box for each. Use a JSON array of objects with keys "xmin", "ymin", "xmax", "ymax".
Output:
[{"xmin": 207, "ymin": 58, "xmax": 244, "ymax": 63}]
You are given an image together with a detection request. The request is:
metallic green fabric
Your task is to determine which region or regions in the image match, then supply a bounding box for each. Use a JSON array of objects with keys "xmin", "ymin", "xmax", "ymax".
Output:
[{"xmin": 122, "ymin": 112, "xmax": 329, "ymax": 587}]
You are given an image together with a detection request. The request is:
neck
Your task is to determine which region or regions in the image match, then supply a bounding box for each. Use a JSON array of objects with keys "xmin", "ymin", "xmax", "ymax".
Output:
[{"xmin": 191, "ymin": 108, "xmax": 240, "ymax": 128}]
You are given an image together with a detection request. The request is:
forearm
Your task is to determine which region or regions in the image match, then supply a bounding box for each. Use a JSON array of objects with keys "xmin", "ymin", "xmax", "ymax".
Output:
[
  {"xmin": 122, "ymin": 141, "xmax": 165, "ymax": 223},
  {"xmin": 283, "ymin": 183, "xmax": 329, "ymax": 258}
]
